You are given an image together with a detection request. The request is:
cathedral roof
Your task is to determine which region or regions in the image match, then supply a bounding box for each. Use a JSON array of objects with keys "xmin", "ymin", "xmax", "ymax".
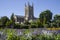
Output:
[{"xmin": 15, "ymin": 15, "xmax": 25, "ymax": 19}]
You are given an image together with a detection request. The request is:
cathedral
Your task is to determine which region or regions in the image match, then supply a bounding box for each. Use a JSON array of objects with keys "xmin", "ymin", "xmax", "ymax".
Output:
[{"xmin": 13, "ymin": 3, "xmax": 37, "ymax": 24}]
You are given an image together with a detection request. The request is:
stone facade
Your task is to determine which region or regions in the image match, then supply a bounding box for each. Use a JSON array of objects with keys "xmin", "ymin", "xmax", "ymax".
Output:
[
  {"xmin": 25, "ymin": 3, "xmax": 34, "ymax": 21},
  {"xmin": 13, "ymin": 3, "xmax": 37, "ymax": 24}
]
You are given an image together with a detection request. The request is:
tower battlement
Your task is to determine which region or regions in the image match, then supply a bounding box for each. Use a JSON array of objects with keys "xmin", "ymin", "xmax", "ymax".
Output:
[{"xmin": 25, "ymin": 2, "xmax": 34, "ymax": 20}]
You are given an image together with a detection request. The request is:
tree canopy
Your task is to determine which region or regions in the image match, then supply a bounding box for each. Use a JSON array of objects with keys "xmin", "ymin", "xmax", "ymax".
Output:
[{"xmin": 39, "ymin": 10, "xmax": 52, "ymax": 24}]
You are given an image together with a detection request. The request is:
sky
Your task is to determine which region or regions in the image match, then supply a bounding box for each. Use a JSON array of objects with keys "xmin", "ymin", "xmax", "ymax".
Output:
[{"xmin": 0, "ymin": 0, "xmax": 60, "ymax": 18}]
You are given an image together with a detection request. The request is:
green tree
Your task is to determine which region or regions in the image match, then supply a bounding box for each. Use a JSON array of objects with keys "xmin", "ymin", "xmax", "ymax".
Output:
[
  {"xmin": 0, "ymin": 16, "xmax": 9, "ymax": 27},
  {"xmin": 30, "ymin": 20, "xmax": 37, "ymax": 28},
  {"xmin": 6, "ymin": 20, "xmax": 14, "ymax": 28},
  {"xmin": 39, "ymin": 10, "xmax": 52, "ymax": 24},
  {"xmin": 0, "ymin": 18, "xmax": 2, "ymax": 27},
  {"xmin": 54, "ymin": 14, "xmax": 60, "ymax": 20},
  {"xmin": 10, "ymin": 13, "xmax": 15, "ymax": 22},
  {"xmin": 10, "ymin": 13, "xmax": 15, "ymax": 27},
  {"xmin": 24, "ymin": 20, "xmax": 30, "ymax": 25},
  {"xmin": 36, "ymin": 19, "xmax": 43, "ymax": 28},
  {"xmin": 14, "ymin": 23, "xmax": 20, "ymax": 29},
  {"xmin": 54, "ymin": 14, "xmax": 60, "ymax": 27}
]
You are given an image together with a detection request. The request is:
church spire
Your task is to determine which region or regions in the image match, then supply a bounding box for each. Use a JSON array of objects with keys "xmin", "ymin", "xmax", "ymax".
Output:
[
  {"xmin": 25, "ymin": 3, "xmax": 26, "ymax": 7},
  {"xmin": 32, "ymin": 2, "xmax": 33, "ymax": 7},
  {"xmin": 28, "ymin": 1, "xmax": 30, "ymax": 6}
]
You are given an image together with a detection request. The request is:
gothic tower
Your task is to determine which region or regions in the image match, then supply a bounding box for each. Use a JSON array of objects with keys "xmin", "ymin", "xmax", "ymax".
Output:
[{"xmin": 25, "ymin": 2, "xmax": 34, "ymax": 21}]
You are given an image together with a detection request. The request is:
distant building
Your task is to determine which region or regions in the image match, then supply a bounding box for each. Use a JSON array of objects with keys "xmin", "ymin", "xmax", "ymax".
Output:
[{"xmin": 13, "ymin": 2, "xmax": 37, "ymax": 24}]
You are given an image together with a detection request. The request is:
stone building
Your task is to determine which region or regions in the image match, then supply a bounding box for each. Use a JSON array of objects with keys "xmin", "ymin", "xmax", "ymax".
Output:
[{"xmin": 13, "ymin": 3, "xmax": 37, "ymax": 24}]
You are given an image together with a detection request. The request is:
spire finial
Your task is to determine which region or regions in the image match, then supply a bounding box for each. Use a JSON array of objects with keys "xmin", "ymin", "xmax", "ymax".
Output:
[
  {"xmin": 28, "ymin": 1, "xmax": 30, "ymax": 6},
  {"xmin": 32, "ymin": 2, "xmax": 34, "ymax": 7},
  {"xmin": 25, "ymin": 3, "xmax": 26, "ymax": 7}
]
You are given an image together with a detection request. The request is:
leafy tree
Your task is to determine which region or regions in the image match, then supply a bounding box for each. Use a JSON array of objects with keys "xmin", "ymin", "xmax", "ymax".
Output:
[
  {"xmin": 56, "ymin": 20, "xmax": 60, "ymax": 27},
  {"xmin": 0, "ymin": 18, "xmax": 2, "ymax": 27},
  {"xmin": 54, "ymin": 14, "xmax": 60, "ymax": 20},
  {"xmin": 6, "ymin": 20, "xmax": 14, "ymax": 28},
  {"xmin": 54, "ymin": 14, "xmax": 60, "ymax": 27},
  {"xmin": 14, "ymin": 23, "xmax": 20, "ymax": 29},
  {"xmin": 10, "ymin": 13, "xmax": 15, "ymax": 22},
  {"xmin": 10, "ymin": 13, "xmax": 15, "ymax": 27},
  {"xmin": 36, "ymin": 19, "xmax": 43, "ymax": 28},
  {"xmin": 39, "ymin": 10, "xmax": 52, "ymax": 24},
  {"xmin": 50, "ymin": 22, "xmax": 56, "ymax": 28},
  {"xmin": 30, "ymin": 21, "xmax": 37, "ymax": 28},
  {"xmin": 43, "ymin": 24, "xmax": 49, "ymax": 28},
  {"xmin": 24, "ymin": 20, "xmax": 30, "ymax": 25},
  {"xmin": 0, "ymin": 16, "xmax": 9, "ymax": 27}
]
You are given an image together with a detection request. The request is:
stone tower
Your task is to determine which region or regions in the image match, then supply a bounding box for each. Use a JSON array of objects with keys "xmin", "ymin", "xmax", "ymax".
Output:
[{"xmin": 25, "ymin": 2, "xmax": 34, "ymax": 21}]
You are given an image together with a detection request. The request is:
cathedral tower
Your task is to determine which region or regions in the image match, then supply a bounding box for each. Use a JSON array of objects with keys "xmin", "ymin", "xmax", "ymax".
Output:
[{"xmin": 25, "ymin": 2, "xmax": 34, "ymax": 21}]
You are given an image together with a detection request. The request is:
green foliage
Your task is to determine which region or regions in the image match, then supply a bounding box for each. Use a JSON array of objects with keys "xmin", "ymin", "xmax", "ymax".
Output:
[
  {"xmin": 6, "ymin": 20, "xmax": 14, "ymax": 28},
  {"xmin": 53, "ymin": 14, "xmax": 60, "ymax": 27},
  {"xmin": 32, "ymin": 34, "xmax": 55, "ymax": 40},
  {"xmin": 24, "ymin": 20, "xmax": 30, "ymax": 25},
  {"xmin": 36, "ymin": 19, "xmax": 43, "ymax": 28},
  {"xmin": 14, "ymin": 23, "xmax": 20, "ymax": 29},
  {"xmin": 10, "ymin": 13, "xmax": 15, "ymax": 22},
  {"xmin": 43, "ymin": 24, "xmax": 49, "ymax": 28},
  {"xmin": 39, "ymin": 10, "xmax": 52, "ymax": 25},
  {"xmin": 50, "ymin": 22, "xmax": 57, "ymax": 28},
  {"xmin": 55, "ymin": 34, "xmax": 60, "ymax": 40},
  {"xmin": 5, "ymin": 29, "xmax": 20, "ymax": 40},
  {"xmin": 30, "ymin": 21, "xmax": 37, "ymax": 28},
  {"xmin": 54, "ymin": 14, "xmax": 60, "ymax": 20},
  {"xmin": 20, "ymin": 36, "xmax": 27, "ymax": 40},
  {"xmin": 6, "ymin": 34, "xmax": 20, "ymax": 40},
  {"xmin": 24, "ymin": 29, "xmax": 30, "ymax": 34},
  {"xmin": 30, "ymin": 24, "xmax": 37, "ymax": 28},
  {"xmin": 20, "ymin": 24, "xmax": 30, "ymax": 29},
  {"xmin": 0, "ymin": 16, "xmax": 9, "ymax": 27},
  {"xmin": 5, "ymin": 32, "xmax": 60, "ymax": 40}
]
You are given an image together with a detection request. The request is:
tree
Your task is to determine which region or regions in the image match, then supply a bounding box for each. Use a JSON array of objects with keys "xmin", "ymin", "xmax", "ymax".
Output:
[
  {"xmin": 10, "ymin": 13, "xmax": 15, "ymax": 22},
  {"xmin": 54, "ymin": 14, "xmax": 60, "ymax": 27},
  {"xmin": 6, "ymin": 20, "xmax": 14, "ymax": 28},
  {"xmin": 54, "ymin": 14, "xmax": 60, "ymax": 20},
  {"xmin": 36, "ymin": 19, "xmax": 43, "ymax": 28},
  {"xmin": 0, "ymin": 16, "xmax": 9, "ymax": 27},
  {"xmin": 14, "ymin": 23, "xmax": 20, "ymax": 29},
  {"xmin": 39, "ymin": 10, "xmax": 52, "ymax": 24},
  {"xmin": 10, "ymin": 13, "xmax": 15, "ymax": 27},
  {"xmin": 24, "ymin": 20, "xmax": 30, "ymax": 25},
  {"xmin": 0, "ymin": 18, "xmax": 2, "ymax": 27},
  {"xmin": 30, "ymin": 20, "xmax": 37, "ymax": 28}
]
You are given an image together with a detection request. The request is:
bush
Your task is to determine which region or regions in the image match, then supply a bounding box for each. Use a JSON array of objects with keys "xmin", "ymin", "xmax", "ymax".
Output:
[
  {"xmin": 30, "ymin": 24, "xmax": 37, "ymax": 28},
  {"xmin": 14, "ymin": 23, "xmax": 20, "ymax": 29}
]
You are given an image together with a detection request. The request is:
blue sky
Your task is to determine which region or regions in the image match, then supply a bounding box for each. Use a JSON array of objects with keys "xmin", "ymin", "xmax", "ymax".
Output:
[{"xmin": 0, "ymin": 0, "xmax": 60, "ymax": 18}]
